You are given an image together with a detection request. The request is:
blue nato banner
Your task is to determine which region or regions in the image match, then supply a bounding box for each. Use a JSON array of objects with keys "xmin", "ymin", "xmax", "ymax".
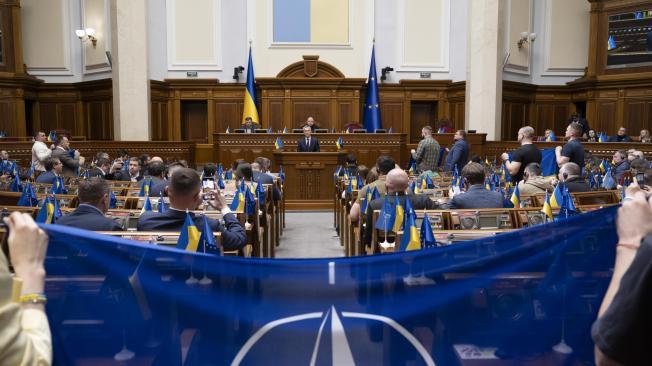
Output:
[{"xmin": 42, "ymin": 207, "xmax": 617, "ymax": 365}]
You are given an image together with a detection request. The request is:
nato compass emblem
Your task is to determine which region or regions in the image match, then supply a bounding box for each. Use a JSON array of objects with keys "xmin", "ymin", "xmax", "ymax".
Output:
[{"xmin": 231, "ymin": 306, "xmax": 435, "ymax": 365}]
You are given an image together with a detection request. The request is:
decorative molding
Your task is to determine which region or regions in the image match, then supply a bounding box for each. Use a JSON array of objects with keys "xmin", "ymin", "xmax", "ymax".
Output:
[
  {"xmin": 81, "ymin": 0, "xmax": 111, "ymax": 75},
  {"xmin": 166, "ymin": 0, "xmax": 222, "ymax": 71},
  {"xmin": 396, "ymin": 0, "xmax": 450, "ymax": 73},
  {"xmin": 25, "ymin": 0, "xmax": 73, "ymax": 76},
  {"xmin": 504, "ymin": 0, "xmax": 532, "ymax": 76},
  {"xmin": 541, "ymin": 0, "xmax": 586, "ymax": 77},
  {"xmin": 276, "ymin": 56, "xmax": 345, "ymax": 78},
  {"xmin": 265, "ymin": 0, "xmax": 353, "ymax": 49}
]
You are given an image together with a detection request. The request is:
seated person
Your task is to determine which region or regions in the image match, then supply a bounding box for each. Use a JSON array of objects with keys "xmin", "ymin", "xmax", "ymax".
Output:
[
  {"xmin": 35, "ymin": 157, "xmax": 62, "ymax": 184},
  {"xmin": 363, "ymin": 168, "xmax": 440, "ymax": 248},
  {"xmin": 350, "ymin": 155, "xmax": 395, "ymax": 222},
  {"xmin": 612, "ymin": 150, "xmax": 630, "ymax": 184},
  {"xmin": 342, "ymin": 153, "xmax": 358, "ymax": 177},
  {"xmin": 110, "ymin": 157, "xmax": 143, "ymax": 182},
  {"xmin": 443, "ymin": 162, "xmax": 503, "ymax": 209},
  {"xmin": 137, "ymin": 168, "xmax": 246, "ymax": 251},
  {"xmin": 88, "ymin": 157, "xmax": 111, "ymax": 178},
  {"xmin": 241, "ymin": 116, "xmax": 260, "ymax": 133},
  {"xmin": 252, "ymin": 159, "xmax": 281, "ymax": 201},
  {"xmin": 630, "ymin": 158, "xmax": 648, "ymax": 184},
  {"xmin": 517, "ymin": 163, "xmax": 554, "ymax": 196},
  {"xmin": 56, "ymin": 178, "xmax": 123, "ymax": 231},
  {"xmin": 558, "ymin": 162, "xmax": 590, "ymax": 193},
  {"xmin": 357, "ymin": 165, "xmax": 369, "ymax": 186},
  {"xmin": 639, "ymin": 129, "xmax": 651, "ymax": 143},
  {"xmin": 587, "ymin": 129, "xmax": 598, "ymax": 143},
  {"xmin": 608, "ymin": 127, "xmax": 632, "ymax": 142},
  {"xmin": 202, "ymin": 163, "xmax": 217, "ymax": 180},
  {"xmin": 304, "ymin": 116, "xmax": 320, "ymax": 132},
  {"xmin": 142, "ymin": 161, "xmax": 167, "ymax": 196}
]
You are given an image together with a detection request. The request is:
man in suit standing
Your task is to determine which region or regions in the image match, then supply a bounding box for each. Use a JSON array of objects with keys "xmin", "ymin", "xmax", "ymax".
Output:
[
  {"xmin": 31, "ymin": 131, "xmax": 51, "ymax": 173},
  {"xmin": 51, "ymin": 135, "xmax": 85, "ymax": 177},
  {"xmin": 137, "ymin": 168, "xmax": 246, "ymax": 251},
  {"xmin": 56, "ymin": 178, "xmax": 123, "ymax": 231},
  {"xmin": 297, "ymin": 125, "xmax": 320, "ymax": 152},
  {"xmin": 35, "ymin": 157, "xmax": 62, "ymax": 184},
  {"xmin": 443, "ymin": 162, "xmax": 503, "ymax": 209},
  {"xmin": 444, "ymin": 130, "xmax": 469, "ymax": 172},
  {"xmin": 363, "ymin": 168, "xmax": 441, "ymax": 249}
]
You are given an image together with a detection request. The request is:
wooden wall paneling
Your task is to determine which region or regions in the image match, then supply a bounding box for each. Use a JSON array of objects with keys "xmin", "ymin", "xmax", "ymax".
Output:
[
  {"xmin": 180, "ymin": 101, "xmax": 208, "ymax": 143},
  {"xmin": 409, "ymin": 101, "xmax": 437, "ymax": 143},
  {"xmin": 214, "ymin": 101, "xmax": 243, "ymax": 133},
  {"xmin": 338, "ymin": 102, "xmax": 351, "ymax": 130},
  {"xmin": 57, "ymin": 103, "xmax": 76, "ymax": 133},
  {"xmin": 379, "ymin": 102, "xmax": 403, "ymax": 134},
  {"xmin": 292, "ymin": 100, "xmax": 330, "ymax": 130},
  {"xmin": 268, "ymin": 100, "xmax": 284, "ymax": 131},
  {"xmin": 623, "ymin": 100, "xmax": 646, "ymax": 134},
  {"xmin": 0, "ymin": 100, "xmax": 12, "ymax": 133},
  {"xmin": 596, "ymin": 101, "xmax": 616, "ymax": 133}
]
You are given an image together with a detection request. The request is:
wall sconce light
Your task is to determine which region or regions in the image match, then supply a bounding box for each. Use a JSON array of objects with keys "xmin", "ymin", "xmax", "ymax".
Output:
[
  {"xmin": 76, "ymin": 28, "xmax": 97, "ymax": 48},
  {"xmin": 517, "ymin": 32, "xmax": 536, "ymax": 50},
  {"xmin": 381, "ymin": 66, "xmax": 394, "ymax": 82},
  {"xmin": 233, "ymin": 66, "xmax": 244, "ymax": 82}
]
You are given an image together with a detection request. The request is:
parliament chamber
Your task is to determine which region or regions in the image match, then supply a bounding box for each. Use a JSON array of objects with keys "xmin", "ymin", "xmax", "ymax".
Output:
[{"xmin": 0, "ymin": 0, "xmax": 651, "ymax": 365}]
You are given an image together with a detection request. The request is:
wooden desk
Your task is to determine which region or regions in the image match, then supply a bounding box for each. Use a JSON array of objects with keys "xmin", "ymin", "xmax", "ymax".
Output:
[{"xmin": 273, "ymin": 151, "xmax": 346, "ymax": 209}]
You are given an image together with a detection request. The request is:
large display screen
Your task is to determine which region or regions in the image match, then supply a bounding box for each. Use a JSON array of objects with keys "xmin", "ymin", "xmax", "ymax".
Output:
[{"xmin": 607, "ymin": 10, "xmax": 652, "ymax": 68}]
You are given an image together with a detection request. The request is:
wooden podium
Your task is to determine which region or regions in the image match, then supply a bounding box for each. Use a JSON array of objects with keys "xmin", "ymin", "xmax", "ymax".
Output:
[{"xmin": 273, "ymin": 151, "xmax": 347, "ymax": 210}]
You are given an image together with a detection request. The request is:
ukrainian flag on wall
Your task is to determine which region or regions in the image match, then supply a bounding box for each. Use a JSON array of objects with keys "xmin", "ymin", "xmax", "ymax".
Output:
[
  {"xmin": 242, "ymin": 47, "xmax": 260, "ymax": 125},
  {"xmin": 272, "ymin": 0, "xmax": 349, "ymax": 44}
]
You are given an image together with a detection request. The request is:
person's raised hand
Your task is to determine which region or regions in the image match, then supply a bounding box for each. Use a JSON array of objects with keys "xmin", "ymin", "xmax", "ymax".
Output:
[
  {"xmin": 208, "ymin": 189, "xmax": 227, "ymax": 211},
  {"xmin": 4, "ymin": 212, "xmax": 49, "ymax": 293},
  {"xmin": 617, "ymin": 190, "xmax": 652, "ymax": 247}
]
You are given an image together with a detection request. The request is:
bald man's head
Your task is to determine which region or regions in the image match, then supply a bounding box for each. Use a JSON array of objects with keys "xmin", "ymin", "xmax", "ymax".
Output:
[
  {"xmin": 386, "ymin": 168, "xmax": 409, "ymax": 193},
  {"xmin": 150, "ymin": 156, "xmax": 163, "ymax": 163}
]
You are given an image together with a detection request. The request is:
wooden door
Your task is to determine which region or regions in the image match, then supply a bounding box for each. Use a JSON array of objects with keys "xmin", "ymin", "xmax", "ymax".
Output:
[{"xmin": 181, "ymin": 101, "xmax": 208, "ymax": 143}]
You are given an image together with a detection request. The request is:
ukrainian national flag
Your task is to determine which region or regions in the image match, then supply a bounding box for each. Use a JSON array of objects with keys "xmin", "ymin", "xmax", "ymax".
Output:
[
  {"xmin": 282, "ymin": 127, "xmax": 288, "ymax": 134},
  {"xmin": 363, "ymin": 45, "xmax": 382, "ymax": 132},
  {"xmin": 608, "ymin": 35, "xmax": 617, "ymax": 51},
  {"xmin": 598, "ymin": 132, "xmax": 608, "ymax": 143},
  {"xmin": 141, "ymin": 195, "xmax": 153, "ymax": 214},
  {"xmin": 550, "ymin": 183, "xmax": 564, "ymax": 209},
  {"xmin": 510, "ymin": 184, "xmax": 521, "ymax": 208},
  {"xmin": 399, "ymin": 197, "xmax": 420, "ymax": 251},
  {"xmin": 336, "ymin": 136, "xmax": 343, "ymax": 150},
  {"xmin": 36, "ymin": 196, "xmax": 55, "ymax": 224},
  {"xmin": 139, "ymin": 179, "xmax": 152, "ymax": 197},
  {"xmin": 47, "ymin": 131, "xmax": 56, "ymax": 142},
  {"xmin": 392, "ymin": 194, "xmax": 404, "ymax": 233},
  {"xmin": 541, "ymin": 191, "xmax": 553, "ymax": 222},
  {"xmin": 230, "ymin": 190, "xmax": 245, "ymax": 212},
  {"xmin": 274, "ymin": 137, "xmax": 284, "ymax": 150},
  {"xmin": 424, "ymin": 175, "xmax": 434, "ymax": 189},
  {"xmin": 272, "ymin": 0, "xmax": 349, "ymax": 44},
  {"xmin": 420, "ymin": 213, "xmax": 436, "ymax": 248},
  {"xmin": 545, "ymin": 131, "xmax": 556, "ymax": 142},
  {"xmin": 242, "ymin": 47, "xmax": 260, "ymax": 125},
  {"xmin": 176, "ymin": 212, "xmax": 201, "ymax": 252}
]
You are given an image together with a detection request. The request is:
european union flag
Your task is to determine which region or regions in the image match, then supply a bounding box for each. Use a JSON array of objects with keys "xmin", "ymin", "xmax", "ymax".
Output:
[
  {"xmin": 420, "ymin": 213, "xmax": 436, "ymax": 248},
  {"xmin": 10, "ymin": 171, "xmax": 22, "ymax": 192},
  {"xmin": 274, "ymin": 137, "xmax": 284, "ymax": 150},
  {"xmin": 217, "ymin": 174, "xmax": 225, "ymax": 190},
  {"xmin": 244, "ymin": 186, "xmax": 257, "ymax": 215},
  {"xmin": 363, "ymin": 45, "xmax": 382, "ymax": 132},
  {"xmin": 225, "ymin": 169, "xmax": 233, "ymax": 180},
  {"xmin": 17, "ymin": 182, "xmax": 38, "ymax": 207},
  {"xmin": 158, "ymin": 192, "xmax": 167, "ymax": 213},
  {"xmin": 256, "ymin": 179, "xmax": 266, "ymax": 208},
  {"xmin": 109, "ymin": 190, "xmax": 117, "ymax": 209},
  {"xmin": 176, "ymin": 212, "xmax": 201, "ymax": 252},
  {"xmin": 375, "ymin": 195, "xmax": 395, "ymax": 231},
  {"xmin": 198, "ymin": 215, "xmax": 219, "ymax": 254},
  {"xmin": 278, "ymin": 165, "xmax": 285, "ymax": 183}
]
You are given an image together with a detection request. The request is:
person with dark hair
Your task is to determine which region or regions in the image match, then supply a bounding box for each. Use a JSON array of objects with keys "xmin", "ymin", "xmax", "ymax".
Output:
[
  {"xmin": 31, "ymin": 131, "xmax": 51, "ymax": 172},
  {"xmin": 231, "ymin": 159, "xmax": 246, "ymax": 176},
  {"xmin": 252, "ymin": 159, "xmax": 281, "ymax": 201},
  {"xmin": 612, "ymin": 150, "xmax": 630, "ymax": 184},
  {"xmin": 444, "ymin": 130, "xmax": 469, "ymax": 172},
  {"xmin": 587, "ymin": 129, "xmax": 598, "ymax": 143},
  {"xmin": 241, "ymin": 116, "xmax": 260, "ymax": 133},
  {"xmin": 414, "ymin": 126, "xmax": 440, "ymax": 173},
  {"xmin": 144, "ymin": 161, "xmax": 167, "ymax": 196},
  {"xmin": 56, "ymin": 178, "xmax": 122, "ymax": 231},
  {"xmin": 469, "ymin": 155, "xmax": 482, "ymax": 164},
  {"xmin": 236, "ymin": 163, "xmax": 253, "ymax": 181},
  {"xmin": 137, "ymin": 168, "xmax": 246, "ymax": 250},
  {"xmin": 51, "ymin": 135, "xmax": 84, "ymax": 177},
  {"xmin": 297, "ymin": 125, "xmax": 320, "ymax": 152},
  {"xmin": 568, "ymin": 112, "xmax": 590, "ymax": 138},
  {"xmin": 517, "ymin": 163, "xmax": 554, "ymax": 196},
  {"xmin": 203, "ymin": 163, "xmax": 217, "ymax": 179},
  {"xmin": 35, "ymin": 157, "xmax": 62, "ymax": 184},
  {"xmin": 443, "ymin": 162, "xmax": 503, "ymax": 209},
  {"xmin": 124, "ymin": 157, "xmax": 143, "ymax": 182},
  {"xmin": 556, "ymin": 122, "xmax": 585, "ymax": 168},
  {"xmin": 344, "ymin": 153, "xmax": 358, "ymax": 176},
  {"xmin": 88, "ymin": 158, "xmax": 110, "ymax": 178},
  {"xmin": 558, "ymin": 162, "xmax": 590, "ymax": 192},
  {"xmin": 631, "ymin": 158, "xmax": 648, "ymax": 184},
  {"xmin": 350, "ymin": 155, "xmax": 396, "ymax": 222},
  {"xmin": 608, "ymin": 127, "xmax": 632, "ymax": 143},
  {"xmin": 501, "ymin": 126, "xmax": 541, "ymax": 183},
  {"xmin": 357, "ymin": 165, "xmax": 369, "ymax": 185}
]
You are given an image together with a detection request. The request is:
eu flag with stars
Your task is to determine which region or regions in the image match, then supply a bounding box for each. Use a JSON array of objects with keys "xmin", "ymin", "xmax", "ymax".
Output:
[
  {"xmin": 198, "ymin": 215, "xmax": 219, "ymax": 254},
  {"xmin": 363, "ymin": 45, "xmax": 382, "ymax": 132}
]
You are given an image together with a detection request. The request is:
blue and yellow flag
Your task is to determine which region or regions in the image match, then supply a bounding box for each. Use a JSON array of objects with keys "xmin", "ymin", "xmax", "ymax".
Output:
[
  {"xmin": 336, "ymin": 136, "xmax": 343, "ymax": 150},
  {"xmin": 256, "ymin": 179, "xmax": 266, "ymax": 207},
  {"xmin": 607, "ymin": 35, "xmax": 616, "ymax": 51},
  {"xmin": 242, "ymin": 47, "xmax": 260, "ymax": 125},
  {"xmin": 10, "ymin": 170, "xmax": 22, "ymax": 193},
  {"xmin": 47, "ymin": 131, "xmax": 56, "ymax": 142},
  {"xmin": 510, "ymin": 184, "xmax": 521, "ymax": 208},
  {"xmin": 282, "ymin": 127, "xmax": 288, "ymax": 134},
  {"xmin": 598, "ymin": 132, "xmax": 608, "ymax": 143},
  {"xmin": 225, "ymin": 126, "xmax": 231, "ymax": 134},
  {"xmin": 274, "ymin": 137, "xmax": 284, "ymax": 150},
  {"xmin": 541, "ymin": 191, "xmax": 553, "ymax": 222},
  {"xmin": 198, "ymin": 215, "xmax": 219, "ymax": 254},
  {"xmin": 230, "ymin": 189, "xmax": 245, "ymax": 212},
  {"xmin": 279, "ymin": 166, "xmax": 285, "ymax": 183},
  {"xmin": 141, "ymin": 195, "xmax": 153, "ymax": 214},
  {"xmin": 245, "ymin": 185, "xmax": 257, "ymax": 215},
  {"xmin": 399, "ymin": 197, "xmax": 420, "ymax": 251},
  {"xmin": 139, "ymin": 179, "xmax": 152, "ymax": 197},
  {"xmin": 424, "ymin": 175, "xmax": 434, "ymax": 189},
  {"xmin": 392, "ymin": 194, "xmax": 404, "ymax": 233},
  {"xmin": 550, "ymin": 183, "xmax": 564, "ymax": 209},
  {"xmin": 176, "ymin": 212, "xmax": 201, "ymax": 252},
  {"xmin": 363, "ymin": 44, "xmax": 382, "ymax": 132},
  {"xmin": 420, "ymin": 213, "xmax": 436, "ymax": 248},
  {"xmin": 17, "ymin": 182, "xmax": 38, "ymax": 207},
  {"xmin": 545, "ymin": 131, "xmax": 556, "ymax": 142},
  {"xmin": 36, "ymin": 196, "xmax": 55, "ymax": 224}
]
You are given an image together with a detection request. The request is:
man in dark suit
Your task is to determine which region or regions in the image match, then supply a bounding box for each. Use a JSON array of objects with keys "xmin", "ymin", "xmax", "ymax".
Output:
[
  {"xmin": 111, "ymin": 157, "xmax": 143, "ymax": 182},
  {"xmin": 444, "ymin": 130, "xmax": 469, "ymax": 172},
  {"xmin": 87, "ymin": 157, "xmax": 111, "ymax": 178},
  {"xmin": 141, "ymin": 161, "xmax": 167, "ymax": 196},
  {"xmin": 363, "ymin": 168, "xmax": 441, "ymax": 248},
  {"xmin": 297, "ymin": 125, "xmax": 320, "ymax": 152},
  {"xmin": 56, "ymin": 178, "xmax": 123, "ymax": 231},
  {"xmin": 443, "ymin": 162, "xmax": 503, "ymax": 209},
  {"xmin": 241, "ymin": 116, "xmax": 260, "ymax": 133},
  {"xmin": 35, "ymin": 157, "xmax": 62, "ymax": 184},
  {"xmin": 137, "ymin": 168, "xmax": 246, "ymax": 251},
  {"xmin": 304, "ymin": 116, "xmax": 320, "ymax": 132},
  {"xmin": 558, "ymin": 162, "xmax": 590, "ymax": 193},
  {"xmin": 252, "ymin": 159, "xmax": 281, "ymax": 201},
  {"xmin": 51, "ymin": 135, "xmax": 85, "ymax": 177}
]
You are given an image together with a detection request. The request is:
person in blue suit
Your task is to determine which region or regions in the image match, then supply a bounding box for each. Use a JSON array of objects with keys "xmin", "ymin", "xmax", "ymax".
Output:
[
  {"xmin": 137, "ymin": 168, "xmax": 246, "ymax": 251},
  {"xmin": 444, "ymin": 130, "xmax": 469, "ymax": 172},
  {"xmin": 297, "ymin": 125, "xmax": 320, "ymax": 152},
  {"xmin": 443, "ymin": 162, "xmax": 503, "ymax": 209},
  {"xmin": 35, "ymin": 157, "xmax": 62, "ymax": 184},
  {"xmin": 252, "ymin": 158, "xmax": 281, "ymax": 201},
  {"xmin": 56, "ymin": 178, "xmax": 123, "ymax": 231}
]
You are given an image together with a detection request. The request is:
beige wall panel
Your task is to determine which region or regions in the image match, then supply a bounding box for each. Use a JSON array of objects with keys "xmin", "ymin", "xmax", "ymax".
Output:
[
  {"xmin": 21, "ymin": 0, "xmax": 68, "ymax": 71},
  {"xmin": 402, "ymin": 0, "xmax": 444, "ymax": 66},
  {"xmin": 506, "ymin": 0, "xmax": 531, "ymax": 71},
  {"xmin": 546, "ymin": 0, "xmax": 589, "ymax": 72},
  {"xmin": 171, "ymin": 0, "xmax": 217, "ymax": 65},
  {"xmin": 84, "ymin": 0, "xmax": 110, "ymax": 70}
]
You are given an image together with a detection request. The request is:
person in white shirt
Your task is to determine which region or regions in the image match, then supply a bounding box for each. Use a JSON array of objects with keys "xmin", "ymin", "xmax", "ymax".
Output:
[{"xmin": 31, "ymin": 132, "xmax": 52, "ymax": 172}]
